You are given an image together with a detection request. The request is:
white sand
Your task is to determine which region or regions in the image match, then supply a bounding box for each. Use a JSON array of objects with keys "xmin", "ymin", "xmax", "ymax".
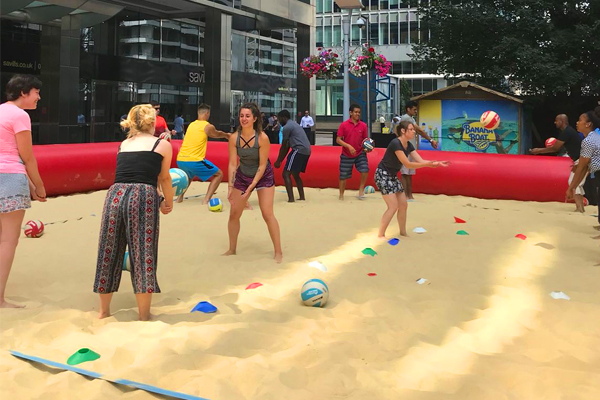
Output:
[{"xmin": 2, "ymin": 183, "xmax": 600, "ymax": 399}]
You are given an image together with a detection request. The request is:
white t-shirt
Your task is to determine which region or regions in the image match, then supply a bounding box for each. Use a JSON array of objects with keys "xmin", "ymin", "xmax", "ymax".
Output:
[{"xmin": 300, "ymin": 116, "xmax": 314, "ymax": 128}]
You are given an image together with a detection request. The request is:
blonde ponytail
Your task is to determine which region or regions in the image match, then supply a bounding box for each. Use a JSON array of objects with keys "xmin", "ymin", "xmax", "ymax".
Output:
[{"xmin": 120, "ymin": 104, "xmax": 156, "ymax": 138}]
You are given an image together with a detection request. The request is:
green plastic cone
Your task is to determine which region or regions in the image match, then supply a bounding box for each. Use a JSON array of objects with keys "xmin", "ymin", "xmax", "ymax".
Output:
[
  {"xmin": 456, "ymin": 230, "xmax": 469, "ymax": 235},
  {"xmin": 362, "ymin": 248, "xmax": 377, "ymax": 256},
  {"xmin": 67, "ymin": 348, "xmax": 100, "ymax": 365}
]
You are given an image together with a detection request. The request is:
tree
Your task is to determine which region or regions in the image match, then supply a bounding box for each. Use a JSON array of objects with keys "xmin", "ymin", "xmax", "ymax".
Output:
[{"xmin": 413, "ymin": 0, "xmax": 600, "ymax": 96}]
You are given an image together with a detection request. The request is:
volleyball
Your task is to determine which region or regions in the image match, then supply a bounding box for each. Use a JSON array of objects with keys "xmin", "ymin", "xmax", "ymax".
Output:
[
  {"xmin": 480, "ymin": 110, "xmax": 500, "ymax": 130},
  {"xmin": 159, "ymin": 132, "xmax": 172, "ymax": 142},
  {"xmin": 169, "ymin": 168, "xmax": 189, "ymax": 197},
  {"xmin": 24, "ymin": 220, "xmax": 44, "ymax": 238},
  {"xmin": 362, "ymin": 138, "xmax": 375, "ymax": 152},
  {"xmin": 545, "ymin": 137, "xmax": 557, "ymax": 148},
  {"xmin": 364, "ymin": 185, "xmax": 375, "ymax": 194},
  {"xmin": 122, "ymin": 251, "xmax": 131, "ymax": 272},
  {"xmin": 209, "ymin": 198, "xmax": 223, "ymax": 212},
  {"xmin": 301, "ymin": 279, "xmax": 329, "ymax": 307}
]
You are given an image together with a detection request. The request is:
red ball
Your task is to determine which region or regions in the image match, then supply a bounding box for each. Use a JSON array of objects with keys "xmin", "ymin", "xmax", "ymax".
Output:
[
  {"xmin": 545, "ymin": 137, "xmax": 557, "ymax": 148},
  {"xmin": 24, "ymin": 220, "xmax": 44, "ymax": 238}
]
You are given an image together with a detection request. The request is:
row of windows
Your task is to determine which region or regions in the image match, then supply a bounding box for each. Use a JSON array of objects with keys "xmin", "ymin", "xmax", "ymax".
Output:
[
  {"xmin": 316, "ymin": 0, "xmax": 419, "ymax": 14},
  {"xmin": 316, "ymin": 11, "xmax": 426, "ymax": 47},
  {"xmin": 231, "ymin": 33, "xmax": 297, "ymax": 78}
]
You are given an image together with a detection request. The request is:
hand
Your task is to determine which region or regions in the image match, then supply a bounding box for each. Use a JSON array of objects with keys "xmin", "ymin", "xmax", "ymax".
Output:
[
  {"xmin": 241, "ymin": 188, "xmax": 252, "ymax": 201},
  {"xmin": 530, "ymin": 148, "xmax": 540, "ymax": 155},
  {"xmin": 160, "ymin": 200, "xmax": 172, "ymax": 215},
  {"xmin": 571, "ymin": 165, "xmax": 578, "ymax": 173},
  {"xmin": 274, "ymin": 160, "xmax": 281, "ymax": 169},
  {"xmin": 430, "ymin": 140, "xmax": 439, "ymax": 149},
  {"xmin": 566, "ymin": 187, "xmax": 575, "ymax": 201},
  {"xmin": 347, "ymin": 145, "xmax": 357, "ymax": 156},
  {"xmin": 34, "ymin": 186, "xmax": 47, "ymax": 202},
  {"xmin": 439, "ymin": 161, "xmax": 450, "ymax": 167},
  {"xmin": 430, "ymin": 161, "xmax": 440, "ymax": 168}
]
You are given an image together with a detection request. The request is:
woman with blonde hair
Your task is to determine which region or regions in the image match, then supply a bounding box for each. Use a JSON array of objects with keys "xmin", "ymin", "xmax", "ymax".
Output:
[
  {"xmin": 0, "ymin": 74, "xmax": 46, "ymax": 308},
  {"xmin": 223, "ymin": 103, "xmax": 282, "ymax": 263},
  {"xmin": 93, "ymin": 104, "xmax": 174, "ymax": 321}
]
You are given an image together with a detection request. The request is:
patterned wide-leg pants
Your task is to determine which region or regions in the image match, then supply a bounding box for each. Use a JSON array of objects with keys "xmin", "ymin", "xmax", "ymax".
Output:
[{"xmin": 93, "ymin": 183, "xmax": 161, "ymax": 294}]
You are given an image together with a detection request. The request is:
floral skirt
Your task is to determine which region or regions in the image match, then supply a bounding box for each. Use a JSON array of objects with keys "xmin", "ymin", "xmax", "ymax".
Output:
[{"xmin": 0, "ymin": 173, "xmax": 31, "ymax": 213}]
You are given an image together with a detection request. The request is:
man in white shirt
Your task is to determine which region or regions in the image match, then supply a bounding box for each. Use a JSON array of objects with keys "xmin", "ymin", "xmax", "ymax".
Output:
[{"xmin": 300, "ymin": 110, "xmax": 315, "ymax": 135}]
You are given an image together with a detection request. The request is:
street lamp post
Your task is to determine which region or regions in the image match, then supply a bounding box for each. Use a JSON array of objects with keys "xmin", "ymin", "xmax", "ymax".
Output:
[
  {"xmin": 335, "ymin": 0, "xmax": 363, "ymax": 122},
  {"xmin": 357, "ymin": 15, "xmax": 371, "ymax": 137}
]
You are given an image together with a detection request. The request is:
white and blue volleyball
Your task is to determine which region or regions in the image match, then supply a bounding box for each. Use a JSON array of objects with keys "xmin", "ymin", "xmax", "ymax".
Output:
[
  {"xmin": 301, "ymin": 279, "xmax": 329, "ymax": 307},
  {"xmin": 169, "ymin": 168, "xmax": 189, "ymax": 197},
  {"xmin": 362, "ymin": 138, "xmax": 375, "ymax": 152},
  {"xmin": 364, "ymin": 185, "xmax": 375, "ymax": 194},
  {"xmin": 209, "ymin": 198, "xmax": 223, "ymax": 212}
]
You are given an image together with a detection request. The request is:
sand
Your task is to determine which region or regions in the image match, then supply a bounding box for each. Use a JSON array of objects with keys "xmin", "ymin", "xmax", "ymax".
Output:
[{"xmin": 2, "ymin": 183, "xmax": 600, "ymax": 400}]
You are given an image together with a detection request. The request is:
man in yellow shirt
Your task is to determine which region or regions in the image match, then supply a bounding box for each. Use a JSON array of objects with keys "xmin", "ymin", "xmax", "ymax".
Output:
[{"xmin": 177, "ymin": 104, "xmax": 230, "ymax": 204}]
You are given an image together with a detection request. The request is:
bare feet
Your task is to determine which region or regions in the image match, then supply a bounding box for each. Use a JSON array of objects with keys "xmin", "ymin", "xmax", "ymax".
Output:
[
  {"xmin": 98, "ymin": 311, "xmax": 111, "ymax": 319},
  {"xmin": 274, "ymin": 253, "xmax": 283, "ymax": 264},
  {"xmin": 176, "ymin": 193, "xmax": 184, "ymax": 203},
  {"xmin": 339, "ymin": 194, "xmax": 344, "ymax": 201},
  {"xmin": 222, "ymin": 250, "xmax": 236, "ymax": 256},
  {"xmin": 139, "ymin": 314, "xmax": 152, "ymax": 321},
  {"xmin": 0, "ymin": 301, "xmax": 25, "ymax": 309},
  {"xmin": 244, "ymin": 203, "xmax": 253, "ymax": 210},
  {"xmin": 400, "ymin": 232, "xmax": 409, "ymax": 237}
]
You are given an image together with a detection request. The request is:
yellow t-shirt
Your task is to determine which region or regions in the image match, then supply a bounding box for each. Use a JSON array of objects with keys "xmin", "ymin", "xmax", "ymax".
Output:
[{"xmin": 177, "ymin": 120, "xmax": 209, "ymax": 162}]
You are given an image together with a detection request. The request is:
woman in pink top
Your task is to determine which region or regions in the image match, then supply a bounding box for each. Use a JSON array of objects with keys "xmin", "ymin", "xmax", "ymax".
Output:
[{"xmin": 0, "ymin": 75, "xmax": 46, "ymax": 308}]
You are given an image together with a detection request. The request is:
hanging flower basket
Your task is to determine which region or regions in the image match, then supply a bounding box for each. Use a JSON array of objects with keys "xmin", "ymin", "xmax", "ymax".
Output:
[
  {"xmin": 349, "ymin": 44, "xmax": 392, "ymax": 78},
  {"xmin": 300, "ymin": 48, "xmax": 341, "ymax": 80}
]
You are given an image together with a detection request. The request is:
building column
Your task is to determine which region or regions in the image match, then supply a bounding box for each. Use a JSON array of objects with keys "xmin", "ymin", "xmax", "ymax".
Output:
[
  {"xmin": 38, "ymin": 24, "xmax": 60, "ymax": 144},
  {"xmin": 204, "ymin": 9, "xmax": 232, "ymax": 132},
  {"xmin": 296, "ymin": 24, "xmax": 315, "ymax": 125},
  {"xmin": 59, "ymin": 14, "xmax": 82, "ymax": 143}
]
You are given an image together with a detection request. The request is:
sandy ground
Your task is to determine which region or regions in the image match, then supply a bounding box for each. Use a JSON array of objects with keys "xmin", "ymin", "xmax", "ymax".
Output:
[{"xmin": 1, "ymin": 182, "xmax": 600, "ymax": 400}]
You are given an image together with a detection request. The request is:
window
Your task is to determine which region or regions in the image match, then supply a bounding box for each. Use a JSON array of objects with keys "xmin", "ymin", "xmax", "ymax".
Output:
[
  {"xmin": 399, "ymin": 13, "xmax": 408, "ymax": 44},
  {"xmin": 389, "ymin": 13, "xmax": 399, "ymax": 44},
  {"xmin": 409, "ymin": 12, "xmax": 419, "ymax": 44},
  {"xmin": 324, "ymin": 26, "xmax": 332, "ymax": 47},
  {"xmin": 333, "ymin": 26, "xmax": 342, "ymax": 46},
  {"xmin": 324, "ymin": 0, "xmax": 332, "ymax": 13},
  {"xmin": 316, "ymin": 0, "xmax": 324, "ymax": 13}
]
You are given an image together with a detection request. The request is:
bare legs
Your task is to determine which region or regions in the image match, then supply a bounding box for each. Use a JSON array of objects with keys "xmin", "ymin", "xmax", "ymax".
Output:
[
  {"xmin": 98, "ymin": 292, "xmax": 152, "ymax": 321},
  {"xmin": 339, "ymin": 172, "xmax": 369, "ymax": 200},
  {"xmin": 223, "ymin": 187, "xmax": 282, "ymax": 263},
  {"xmin": 378, "ymin": 191, "xmax": 408, "ymax": 238},
  {"xmin": 400, "ymin": 175, "xmax": 414, "ymax": 200},
  {"xmin": 201, "ymin": 170, "xmax": 223, "ymax": 205},
  {"xmin": 0, "ymin": 210, "xmax": 26, "ymax": 308},
  {"xmin": 574, "ymin": 194, "xmax": 585, "ymax": 213},
  {"xmin": 177, "ymin": 169, "xmax": 224, "ymax": 205},
  {"xmin": 283, "ymin": 171, "xmax": 305, "ymax": 202}
]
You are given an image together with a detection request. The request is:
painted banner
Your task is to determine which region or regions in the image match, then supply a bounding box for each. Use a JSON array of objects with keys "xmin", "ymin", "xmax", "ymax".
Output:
[
  {"xmin": 440, "ymin": 100, "xmax": 519, "ymax": 154},
  {"xmin": 416, "ymin": 100, "xmax": 442, "ymax": 151}
]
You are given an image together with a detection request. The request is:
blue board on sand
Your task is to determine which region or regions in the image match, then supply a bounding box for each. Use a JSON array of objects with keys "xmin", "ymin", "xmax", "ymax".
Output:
[{"xmin": 10, "ymin": 350, "xmax": 209, "ymax": 400}]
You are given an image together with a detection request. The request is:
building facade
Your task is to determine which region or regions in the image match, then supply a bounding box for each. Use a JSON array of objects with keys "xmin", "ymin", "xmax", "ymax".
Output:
[
  {"xmin": 1, "ymin": 0, "xmax": 315, "ymax": 144},
  {"xmin": 315, "ymin": 0, "xmax": 446, "ymax": 123}
]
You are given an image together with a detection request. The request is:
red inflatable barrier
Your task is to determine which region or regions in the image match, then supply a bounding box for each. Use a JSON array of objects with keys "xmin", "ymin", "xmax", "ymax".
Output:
[{"xmin": 33, "ymin": 141, "xmax": 570, "ymax": 202}]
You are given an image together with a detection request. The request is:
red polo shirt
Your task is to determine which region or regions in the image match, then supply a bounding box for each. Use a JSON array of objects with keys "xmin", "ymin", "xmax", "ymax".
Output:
[
  {"xmin": 337, "ymin": 118, "xmax": 368, "ymax": 158},
  {"xmin": 154, "ymin": 115, "xmax": 168, "ymax": 137}
]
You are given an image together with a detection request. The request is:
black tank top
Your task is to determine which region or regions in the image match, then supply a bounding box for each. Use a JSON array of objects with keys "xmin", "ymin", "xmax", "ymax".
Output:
[{"xmin": 114, "ymin": 139, "xmax": 163, "ymax": 187}]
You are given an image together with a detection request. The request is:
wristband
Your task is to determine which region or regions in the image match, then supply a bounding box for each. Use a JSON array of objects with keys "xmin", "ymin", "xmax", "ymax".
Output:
[{"xmin": 159, "ymin": 196, "xmax": 165, "ymax": 203}]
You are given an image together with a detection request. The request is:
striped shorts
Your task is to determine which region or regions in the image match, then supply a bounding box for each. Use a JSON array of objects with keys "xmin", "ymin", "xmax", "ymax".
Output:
[
  {"xmin": 93, "ymin": 183, "xmax": 161, "ymax": 295},
  {"xmin": 339, "ymin": 152, "xmax": 369, "ymax": 180}
]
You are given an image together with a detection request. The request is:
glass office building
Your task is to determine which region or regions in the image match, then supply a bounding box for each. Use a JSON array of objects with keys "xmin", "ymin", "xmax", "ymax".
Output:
[
  {"xmin": 0, "ymin": 0, "xmax": 314, "ymax": 144},
  {"xmin": 315, "ymin": 0, "xmax": 446, "ymax": 121}
]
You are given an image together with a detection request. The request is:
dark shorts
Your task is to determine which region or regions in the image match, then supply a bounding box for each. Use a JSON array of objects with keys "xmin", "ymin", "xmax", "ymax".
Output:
[
  {"xmin": 339, "ymin": 152, "xmax": 369, "ymax": 180},
  {"xmin": 234, "ymin": 162, "xmax": 275, "ymax": 194},
  {"xmin": 375, "ymin": 167, "xmax": 404, "ymax": 195},
  {"xmin": 285, "ymin": 149, "xmax": 310, "ymax": 173}
]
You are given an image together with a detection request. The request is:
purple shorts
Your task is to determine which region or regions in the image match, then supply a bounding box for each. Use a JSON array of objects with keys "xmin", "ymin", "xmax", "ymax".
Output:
[{"xmin": 234, "ymin": 162, "xmax": 275, "ymax": 193}]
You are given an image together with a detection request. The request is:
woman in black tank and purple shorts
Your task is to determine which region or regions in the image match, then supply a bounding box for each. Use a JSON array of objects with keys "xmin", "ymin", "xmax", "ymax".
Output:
[
  {"xmin": 93, "ymin": 104, "xmax": 174, "ymax": 321},
  {"xmin": 223, "ymin": 103, "xmax": 282, "ymax": 263}
]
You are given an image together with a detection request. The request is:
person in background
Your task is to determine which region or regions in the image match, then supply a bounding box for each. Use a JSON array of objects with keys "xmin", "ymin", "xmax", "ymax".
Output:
[
  {"xmin": 337, "ymin": 104, "xmax": 370, "ymax": 200},
  {"xmin": 389, "ymin": 115, "xmax": 400, "ymax": 135},
  {"xmin": 400, "ymin": 101, "xmax": 439, "ymax": 200},
  {"xmin": 300, "ymin": 110, "xmax": 315, "ymax": 136},
  {"xmin": 150, "ymin": 100, "xmax": 175, "ymax": 139},
  {"xmin": 0, "ymin": 74, "xmax": 47, "ymax": 309},
  {"xmin": 274, "ymin": 110, "xmax": 311, "ymax": 202},
  {"xmin": 379, "ymin": 115, "xmax": 386, "ymax": 132},
  {"xmin": 173, "ymin": 113, "xmax": 185, "ymax": 140},
  {"xmin": 568, "ymin": 110, "xmax": 600, "ymax": 224},
  {"xmin": 531, "ymin": 114, "xmax": 585, "ymax": 212}
]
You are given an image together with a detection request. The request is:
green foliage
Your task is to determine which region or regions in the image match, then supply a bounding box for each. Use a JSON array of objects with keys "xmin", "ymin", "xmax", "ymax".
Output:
[{"xmin": 413, "ymin": 0, "xmax": 600, "ymax": 95}]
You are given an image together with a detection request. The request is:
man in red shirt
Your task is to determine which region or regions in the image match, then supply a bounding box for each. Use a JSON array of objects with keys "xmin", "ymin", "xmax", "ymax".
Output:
[
  {"xmin": 336, "ymin": 104, "xmax": 370, "ymax": 200},
  {"xmin": 151, "ymin": 100, "xmax": 174, "ymax": 138}
]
